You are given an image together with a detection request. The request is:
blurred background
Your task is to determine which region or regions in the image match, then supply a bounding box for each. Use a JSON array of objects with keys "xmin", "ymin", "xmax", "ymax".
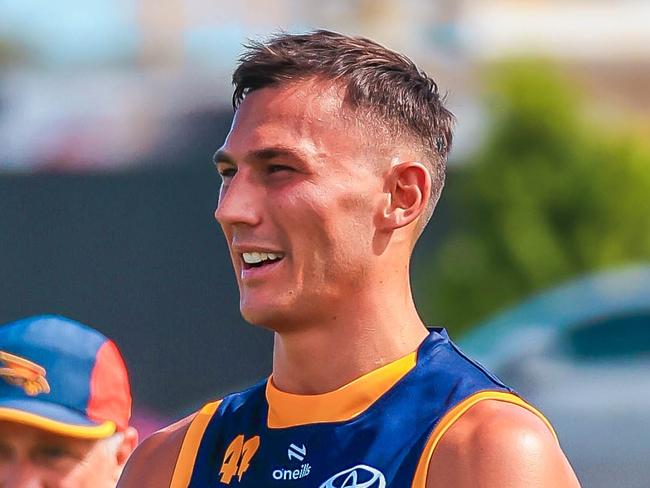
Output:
[{"xmin": 1, "ymin": 0, "xmax": 649, "ymax": 485}]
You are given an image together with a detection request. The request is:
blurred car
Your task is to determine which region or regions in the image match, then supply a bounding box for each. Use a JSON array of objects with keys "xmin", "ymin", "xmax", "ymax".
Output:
[{"xmin": 459, "ymin": 265, "xmax": 650, "ymax": 488}]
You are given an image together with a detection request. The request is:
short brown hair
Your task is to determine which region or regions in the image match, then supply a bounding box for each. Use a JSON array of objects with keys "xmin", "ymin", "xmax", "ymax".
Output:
[{"xmin": 232, "ymin": 30, "xmax": 454, "ymax": 227}]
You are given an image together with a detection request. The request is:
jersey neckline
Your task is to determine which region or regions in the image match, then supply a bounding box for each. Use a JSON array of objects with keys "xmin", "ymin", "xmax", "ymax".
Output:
[{"xmin": 265, "ymin": 343, "xmax": 419, "ymax": 429}]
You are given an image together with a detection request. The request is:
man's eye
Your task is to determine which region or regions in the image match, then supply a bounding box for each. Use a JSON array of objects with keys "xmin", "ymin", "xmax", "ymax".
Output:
[
  {"xmin": 218, "ymin": 167, "xmax": 237, "ymax": 178},
  {"xmin": 268, "ymin": 164, "xmax": 293, "ymax": 174},
  {"xmin": 0, "ymin": 443, "xmax": 13, "ymax": 461},
  {"xmin": 35, "ymin": 445, "xmax": 75, "ymax": 463}
]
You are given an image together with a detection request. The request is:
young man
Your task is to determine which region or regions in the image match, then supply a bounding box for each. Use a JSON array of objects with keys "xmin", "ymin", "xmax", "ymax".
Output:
[
  {"xmin": 120, "ymin": 31, "xmax": 580, "ymax": 487},
  {"xmin": 0, "ymin": 315, "xmax": 138, "ymax": 487}
]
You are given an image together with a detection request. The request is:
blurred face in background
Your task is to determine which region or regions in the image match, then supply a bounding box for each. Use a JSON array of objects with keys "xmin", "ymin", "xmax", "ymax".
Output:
[
  {"xmin": 0, "ymin": 421, "xmax": 129, "ymax": 488},
  {"xmin": 214, "ymin": 80, "xmax": 386, "ymax": 330}
]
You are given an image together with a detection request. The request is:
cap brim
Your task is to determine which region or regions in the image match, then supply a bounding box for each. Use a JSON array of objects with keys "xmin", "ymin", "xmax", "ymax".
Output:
[{"xmin": 0, "ymin": 398, "xmax": 116, "ymax": 439}]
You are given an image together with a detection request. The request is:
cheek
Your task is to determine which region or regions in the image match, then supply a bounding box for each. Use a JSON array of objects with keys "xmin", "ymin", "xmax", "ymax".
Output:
[
  {"xmin": 317, "ymin": 194, "xmax": 377, "ymax": 265},
  {"xmin": 61, "ymin": 450, "xmax": 113, "ymax": 488},
  {"xmin": 280, "ymin": 188, "xmax": 331, "ymax": 237},
  {"xmin": 336, "ymin": 186, "xmax": 373, "ymax": 212},
  {"xmin": 334, "ymin": 189, "xmax": 377, "ymax": 240},
  {"xmin": 279, "ymin": 182, "xmax": 378, "ymax": 265}
]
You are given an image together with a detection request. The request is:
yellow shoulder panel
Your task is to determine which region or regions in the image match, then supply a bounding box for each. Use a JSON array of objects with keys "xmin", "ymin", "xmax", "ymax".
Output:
[
  {"xmin": 411, "ymin": 391, "xmax": 557, "ymax": 488},
  {"xmin": 170, "ymin": 400, "xmax": 222, "ymax": 488}
]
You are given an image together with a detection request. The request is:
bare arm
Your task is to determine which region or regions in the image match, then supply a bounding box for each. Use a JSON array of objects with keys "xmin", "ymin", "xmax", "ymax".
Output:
[
  {"xmin": 427, "ymin": 400, "xmax": 581, "ymax": 488},
  {"xmin": 117, "ymin": 414, "xmax": 195, "ymax": 488}
]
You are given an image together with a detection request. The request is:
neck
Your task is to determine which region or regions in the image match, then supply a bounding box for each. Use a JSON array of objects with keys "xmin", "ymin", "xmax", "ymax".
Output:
[{"xmin": 271, "ymin": 267, "xmax": 428, "ymax": 395}]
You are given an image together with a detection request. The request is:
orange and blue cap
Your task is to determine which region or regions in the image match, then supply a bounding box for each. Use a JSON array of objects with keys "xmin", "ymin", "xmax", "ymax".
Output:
[{"xmin": 0, "ymin": 315, "xmax": 131, "ymax": 439}]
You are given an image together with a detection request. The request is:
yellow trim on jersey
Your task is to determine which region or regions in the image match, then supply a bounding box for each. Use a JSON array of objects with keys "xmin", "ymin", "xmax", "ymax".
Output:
[
  {"xmin": 266, "ymin": 350, "xmax": 417, "ymax": 428},
  {"xmin": 170, "ymin": 400, "xmax": 222, "ymax": 488},
  {"xmin": 411, "ymin": 391, "xmax": 558, "ymax": 487},
  {"xmin": 0, "ymin": 407, "xmax": 115, "ymax": 439}
]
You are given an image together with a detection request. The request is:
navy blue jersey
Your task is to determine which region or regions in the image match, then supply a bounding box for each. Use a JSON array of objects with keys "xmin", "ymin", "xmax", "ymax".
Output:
[{"xmin": 170, "ymin": 329, "xmax": 554, "ymax": 487}]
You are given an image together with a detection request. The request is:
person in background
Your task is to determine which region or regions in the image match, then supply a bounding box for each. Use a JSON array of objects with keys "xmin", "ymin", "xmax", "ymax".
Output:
[{"xmin": 0, "ymin": 315, "xmax": 138, "ymax": 487}]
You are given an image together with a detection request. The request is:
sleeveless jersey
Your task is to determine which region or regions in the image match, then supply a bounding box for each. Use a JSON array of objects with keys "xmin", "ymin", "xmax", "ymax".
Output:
[{"xmin": 170, "ymin": 328, "xmax": 555, "ymax": 487}]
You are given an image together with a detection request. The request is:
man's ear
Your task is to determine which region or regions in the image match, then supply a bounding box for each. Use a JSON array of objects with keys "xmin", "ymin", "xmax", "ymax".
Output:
[
  {"xmin": 116, "ymin": 427, "xmax": 139, "ymax": 468},
  {"xmin": 379, "ymin": 161, "xmax": 431, "ymax": 231}
]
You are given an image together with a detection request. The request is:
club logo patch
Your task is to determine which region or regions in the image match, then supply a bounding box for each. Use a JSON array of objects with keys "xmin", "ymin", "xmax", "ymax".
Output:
[
  {"xmin": 319, "ymin": 464, "xmax": 386, "ymax": 488},
  {"xmin": 0, "ymin": 351, "xmax": 50, "ymax": 396}
]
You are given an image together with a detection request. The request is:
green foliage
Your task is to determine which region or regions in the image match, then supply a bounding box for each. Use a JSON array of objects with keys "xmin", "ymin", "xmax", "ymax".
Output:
[{"xmin": 418, "ymin": 59, "xmax": 650, "ymax": 335}]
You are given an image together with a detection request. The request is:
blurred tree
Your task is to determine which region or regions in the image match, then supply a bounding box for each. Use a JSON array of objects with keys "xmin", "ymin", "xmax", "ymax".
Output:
[{"xmin": 418, "ymin": 60, "xmax": 650, "ymax": 335}]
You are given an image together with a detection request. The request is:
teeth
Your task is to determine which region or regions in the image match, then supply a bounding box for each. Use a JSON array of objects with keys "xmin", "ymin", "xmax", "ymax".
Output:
[
  {"xmin": 242, "ymin": 252, "xmax": 284, "ymax": 264},
  {"xmin": 244, "ymin": 252, "xmax": 262, "ymax": 264}
]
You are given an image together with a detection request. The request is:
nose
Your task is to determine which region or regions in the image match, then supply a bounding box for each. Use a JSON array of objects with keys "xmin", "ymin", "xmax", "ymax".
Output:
[{"xmin": 214, "ymin": 171, "xmax": 263, "ymax": 228}]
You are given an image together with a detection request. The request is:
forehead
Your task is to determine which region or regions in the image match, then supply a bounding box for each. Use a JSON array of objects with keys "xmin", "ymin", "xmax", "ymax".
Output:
[
  {"xmin": 0, "ymin": 420, "xmax": 93, "ymax": 448},
  {"xmin": 222, "ymin": 80, "xmax": 363, "ymax": 161}
]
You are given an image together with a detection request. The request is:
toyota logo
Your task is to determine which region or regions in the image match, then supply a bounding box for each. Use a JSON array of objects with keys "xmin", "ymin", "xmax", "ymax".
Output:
[{"xmin": 318, "ymin": 465, "xmax": 386, "ymax": 488}]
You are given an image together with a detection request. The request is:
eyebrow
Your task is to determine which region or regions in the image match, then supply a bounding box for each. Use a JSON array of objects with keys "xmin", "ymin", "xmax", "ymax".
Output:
[{"xmin": 213, "ymin": 146, "xmax": 307, "ymax": 166}]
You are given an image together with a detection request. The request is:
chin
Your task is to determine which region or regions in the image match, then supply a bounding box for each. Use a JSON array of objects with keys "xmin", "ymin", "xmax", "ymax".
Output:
[
  {"xmin": 240, "ymin": 300, "xmax": 288, "ymax": 330},
  {"xmin": 240, "ymin": 299, "xmax": 314, "ymax": 332}
]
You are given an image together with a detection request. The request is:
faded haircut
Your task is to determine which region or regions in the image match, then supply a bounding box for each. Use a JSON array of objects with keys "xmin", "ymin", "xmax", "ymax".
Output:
[{"xmin": 231, "ymin": 30, "xmax": 455, "ymax": 228}]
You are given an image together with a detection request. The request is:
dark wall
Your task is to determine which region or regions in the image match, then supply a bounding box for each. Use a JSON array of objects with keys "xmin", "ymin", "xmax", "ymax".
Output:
[{"xmin": 0, "ymin": 166, "xmax": 273, "ymax": 418}]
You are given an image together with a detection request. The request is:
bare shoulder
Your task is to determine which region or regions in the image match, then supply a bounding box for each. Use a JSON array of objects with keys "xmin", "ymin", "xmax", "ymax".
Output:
[
  {"xmin": 117, "ymin": 413, "xmax": 196, "ymax": 488},
  {"xmin": 427, "ymin": 399, "xmax": 581, "ymax": 488}
]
